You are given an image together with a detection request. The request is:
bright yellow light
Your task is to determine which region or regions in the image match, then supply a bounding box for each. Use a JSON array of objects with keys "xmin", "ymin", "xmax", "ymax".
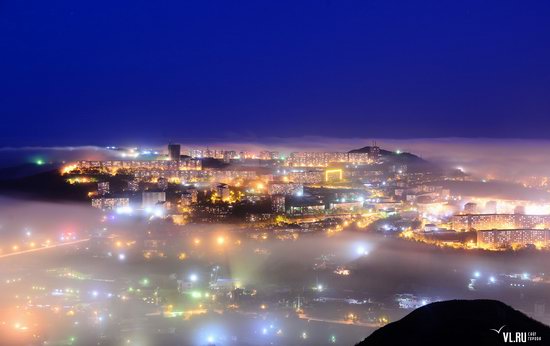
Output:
[
  {"xmin": 61, "ymin": 164, "xmax": 77, "ymax": 175},
  {"xmin": 217, "ymin": 236, "xmax": 225, "ymax": 245},
  {"xmin": 325, "ymin": 169, "xmax": 343, "ymax": 182}
]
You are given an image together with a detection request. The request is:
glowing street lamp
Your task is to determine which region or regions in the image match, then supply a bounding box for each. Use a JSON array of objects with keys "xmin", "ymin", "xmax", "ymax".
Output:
[{"xmin": 356, "ymin": 245, "xmax": 369, "ymax": 256}]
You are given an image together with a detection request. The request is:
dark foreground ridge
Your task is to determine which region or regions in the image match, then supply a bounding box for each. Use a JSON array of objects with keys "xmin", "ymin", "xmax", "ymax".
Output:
[
  {"xmin": 0, "ymin": 169, "xmax": 90, "ymax": 202},
  {"xmin": 356, "ymin": 299, "xmax": 550, "ymax": 346}
]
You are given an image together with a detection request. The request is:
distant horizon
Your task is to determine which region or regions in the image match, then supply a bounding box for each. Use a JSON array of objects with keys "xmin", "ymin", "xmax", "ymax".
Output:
[{"xmin": 3, "ymin": 137, "xmax": 550, "ymax": 181}]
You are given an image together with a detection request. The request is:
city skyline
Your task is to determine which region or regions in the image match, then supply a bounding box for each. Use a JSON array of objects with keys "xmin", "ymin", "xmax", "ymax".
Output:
[{"xmin": 2, "ymin": 2, "xmax": 550, "ymax": 345}]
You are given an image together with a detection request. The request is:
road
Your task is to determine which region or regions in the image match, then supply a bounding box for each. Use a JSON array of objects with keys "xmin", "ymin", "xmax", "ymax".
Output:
[
  {"xmin": 298, "ymin": 312, "xmax": 382, "ymax": 328},
  {"xmin": 0, "ymin": 238, "xmax": 90, "ymax": 259}
]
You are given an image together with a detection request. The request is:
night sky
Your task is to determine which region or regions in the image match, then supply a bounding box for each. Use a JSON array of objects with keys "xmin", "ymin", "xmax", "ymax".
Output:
[{"xmin": 1, "ymin": 1, "xmax": 550, "ymax": 146}]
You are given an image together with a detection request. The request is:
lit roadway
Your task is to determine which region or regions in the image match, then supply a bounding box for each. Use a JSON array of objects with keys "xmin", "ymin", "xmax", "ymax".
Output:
[
  {"xmin": 298, "ymin": 312, "xmax": 382, "ymax": 328},
  {"xmin": 0, "ymin": 238, "xmax": 90, "ymax": 259}
]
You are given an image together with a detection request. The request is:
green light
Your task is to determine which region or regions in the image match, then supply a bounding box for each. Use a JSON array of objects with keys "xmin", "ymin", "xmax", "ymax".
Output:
[
  {"xmin": 191, "ymin": 291, "xmax": 202, "ymax": 299},
  {"xmin": 330, "ymin": 335, "xmax": 336, "ymax": 343},
  {"xmin": 141, "ymin": 278, "xmax": 150, "ymax": 286},
  {"xmin": 35, "ymin": 159, "xmax": 44, "ymax": 165}
]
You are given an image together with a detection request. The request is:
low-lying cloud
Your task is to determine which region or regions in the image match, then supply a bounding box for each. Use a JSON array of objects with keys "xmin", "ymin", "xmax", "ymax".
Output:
[{"xmin": 3, "ymin": 137, "xmax": 550, "ymax": 181}]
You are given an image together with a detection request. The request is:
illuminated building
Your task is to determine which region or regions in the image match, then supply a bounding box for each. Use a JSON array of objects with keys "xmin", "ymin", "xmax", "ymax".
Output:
[
  {"xmin": 287, "ymin": 201, "xmax": 325, "ymax": 215},
  {"xmin": 216, "ymin": 183, "xmax": 230, "ymax": 201},
  {"xmin": 286, "ymin": 151, "xmax": 380, "ymax": 167},
  {"xmin": 452, "ymin": 214, "xmax": 550, "ymax": 231},
  {"xmin": 477, "ymin": 229, "xmax": 550, "ymax": 248},
  {"xmin": 76, "ymin": 158, "xmax": 201, "ymax": 173},
  {"xmin": 463, "ymin": 202, "xmax": 477, "ymax": 214},
  {"xmin": 187, "ymin": 148, "xmax": 242, "ymax": 161},
  {"xmin": 223, "ymin": 150, "xmax": 237, "ymax": 162},
  {"xmin": 158, "ymin": 177, "xmax": 168, "ymax": 191},
  {"xmin": 142, "ymin": 191, "xmax": 166, "ymax": 208},
  {"xmin": 348, "ymin": 152, "xmax": 372, "ymax": 164},
  {"xmin": 271, "ymin": 195, "xmax": 286, "ymax": 213},
  {"xmin": 389, "ymin": 164, "xmax": 407, "ymax": 174},
  {"xmin": 91, "ymin": 197, "xmax": 129, "ymax": 211},
  {"xmin": 325, "ymin": 169, "xmax": 343, "ymax": 183},
  {"xmin": 180, "ymin": 189, "xmax": 198, "ymax": 206},
  {"xmin": 328, "ymin": 201, "xmax": 363, "ymax": 211},
  {"xmin": 126, "ymin": 178, "xmax": 140, "ymax": 192},
  {"xmin": 268, "ymin": 182, "xmax": 303, "ymax": 196},
  {"xmin": 168, "ymin": 143, "xmax": 181, "ymax": 161},
  {"xmin": 485, "ymin": 201, "xmax": 497, "ymax": 214},
  {"xmin": 288, "ymin": 152, "xmax": 347, "ymax": 167},
  {"xmin": 369, "ymin": 144, "xmax": 380, "ymax": 161},
  {"xmin": 189, "ymin": 149, "xmax": 205, "ymax": 158},
  {"xmin": 424, "ymin": 224, "xmax": 439, "ymax": 232},
  {"xmin": 260, "ymin": 151, "xmax": 280, "ymax": 160},
  {"xmin": 147, "ymin": 169, "xmax": 258, "ymax": 184},
  {"xmin": 287, "ymin": 170, "xmax": 324, "ymax": 184},
  {"xmin": 97, "ymin": 181, "xmax": 109, "ymax": 196},
  {"xmin": 239, "ymin": 151, "xmax": 256, "ymax": 159},
  {"xmin": 348, "ymin": 169, "xmax": 384, "ymax": 182}
]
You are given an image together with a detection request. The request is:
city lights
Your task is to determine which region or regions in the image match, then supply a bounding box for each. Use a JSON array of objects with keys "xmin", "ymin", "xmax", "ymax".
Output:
[
  {"xmin": 3, "ymin": 2, "xmax": 550, "ymax": 345},
  {"xmin": 356, "ymin": 245, "xmax": 369, "ymax": 256},
  {"xmin": 4, "ymin": 140, "xmax": 550, "ymax": 346}
]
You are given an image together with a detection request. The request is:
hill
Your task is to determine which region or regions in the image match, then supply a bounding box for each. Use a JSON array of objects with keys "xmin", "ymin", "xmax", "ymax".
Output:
[
  {"xmin": 0, "ymin": 169, "xmax": 91, "ymax": 202},
  {"xmin": 357, "ymin": 299, "xmax": 550, "ymax": 346},
  {"xmin": 0, "ymin": 162, "xmax": 59, "ymax": 180},
  {"xmin": 349, "ymin": 146, "xmax": 440, "ymax": 173}
]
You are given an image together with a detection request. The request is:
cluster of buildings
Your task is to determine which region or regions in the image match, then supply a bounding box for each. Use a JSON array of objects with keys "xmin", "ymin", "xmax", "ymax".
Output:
[
  {"xmin": 67, "ymin": 143, "xmax": 410, "ymax": 221},
  {"xmin": 449, "ymin": 210, "xmax": 550, "ymax": 249},
  {"xmin": 66, "ymin": 143, "xmax": 550, "ymax": 250}
]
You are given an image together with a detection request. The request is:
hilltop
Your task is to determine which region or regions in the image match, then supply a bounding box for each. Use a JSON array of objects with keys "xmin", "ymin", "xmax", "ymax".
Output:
[
  {"xmin": 357, "ymin": 299, "xmax": 550, "ymax": 346},
  {"xmin": 349, "ymin": 145, "xmax": 440, "ymax": 173}
]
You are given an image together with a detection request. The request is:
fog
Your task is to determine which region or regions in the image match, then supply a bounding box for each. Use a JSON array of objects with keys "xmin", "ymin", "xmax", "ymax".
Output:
[
  {"xmin": 184, "ymin": 136, "xmax": 550, "ymax": 181},
  {"xmin": 5, "ymin": 138, "xmax": 550, "ymax": 181},
  {"xmin": 1, "ymin": 196, "xmax": 550, "ymax": 345}
]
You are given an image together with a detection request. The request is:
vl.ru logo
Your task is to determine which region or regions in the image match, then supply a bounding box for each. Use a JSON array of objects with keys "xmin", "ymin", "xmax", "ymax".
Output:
[{"xmin": 490, "ymin": 325, "xmax": 541, "ymax": 343}]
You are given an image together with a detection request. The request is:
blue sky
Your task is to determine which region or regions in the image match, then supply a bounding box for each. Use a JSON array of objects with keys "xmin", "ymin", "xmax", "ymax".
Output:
[{"xmin": 1, "ymin": 0, "xmax": 550, "ymax": 146}]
